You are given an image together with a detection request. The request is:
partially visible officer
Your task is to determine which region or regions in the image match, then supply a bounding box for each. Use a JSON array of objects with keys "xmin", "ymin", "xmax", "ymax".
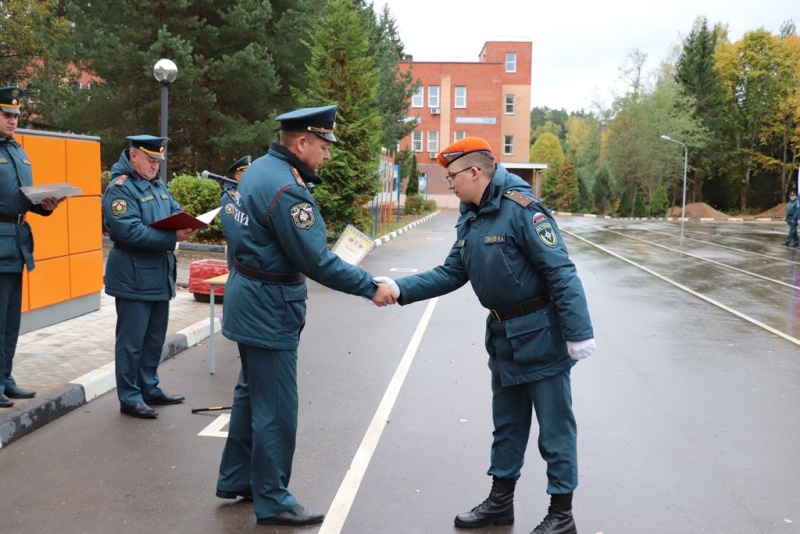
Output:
[
  {"xmin": 0, "ymin": 86, "xmax": 63, "ymax": 408},
  {"xmin": 220, "ymin": 155, "xmax": 251, "ymax": 267},
  {"xmin": 103, "ymin": 134, "xmax": 197, "ymax": 419},
  {"xmin": 783, "ymin": 191, "xmax": 799, "ymax": 248},
  {"xmin": 379, "ymin": 138, "xmax": 595, "ymax": 534},
  {"xmin": 216, "ymin": 104, "xmax": 396, "ymax": 527}
]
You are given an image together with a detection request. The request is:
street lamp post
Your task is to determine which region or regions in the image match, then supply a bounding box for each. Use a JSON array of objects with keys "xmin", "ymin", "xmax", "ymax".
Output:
[
  {"xmin": 153, "ymin": 59, "xmax": 178, "ymax": 182},
  {"xmin": 660, "ymin": 135, "xmax": 688, "ymax": 220}
]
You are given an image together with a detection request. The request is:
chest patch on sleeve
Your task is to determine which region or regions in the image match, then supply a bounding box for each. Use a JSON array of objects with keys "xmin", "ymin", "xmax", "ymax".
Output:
[
  {"xmin": 536, "ymin": 221, "xmax": 557, "ymax": 248},
  {"xmin": 111, "ymin": 199, "xmax": 128, "ymax": 216},
  {"xmin": 290, "ymin": 202, "xmax": 315, "ymax": 229}
]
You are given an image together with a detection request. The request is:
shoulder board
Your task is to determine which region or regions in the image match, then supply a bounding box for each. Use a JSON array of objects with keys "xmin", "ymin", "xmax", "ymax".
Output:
[
  {"xmin": 114, "ymin": 175, "xmax": 128, "ymax": 186},
  {"xmin": 503, "ymin": 190, "xmax": 534, "ymax": 207}
]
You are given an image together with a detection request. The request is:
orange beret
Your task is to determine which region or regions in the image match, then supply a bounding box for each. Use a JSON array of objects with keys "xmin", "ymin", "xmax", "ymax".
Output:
[{"xmin": 437, "ymin": 137, "xmax": 493, "ymax": 167}]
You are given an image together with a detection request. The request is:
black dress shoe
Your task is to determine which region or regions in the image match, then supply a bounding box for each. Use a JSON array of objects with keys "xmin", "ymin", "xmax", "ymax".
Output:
[
  {"xmin": 216, "ymin": 488, "xmax": 253, "ymax": 501},
  {"xmin": 4, "ymin": 386, "xmax": 36, "ymax": 399},
  {"xmin": 145, "ymin": 393, "xmax": 185, "ymax": 405},
  {"xmin": 0, "ymin": 394, "xmax": 14, "ymax": 408},
  {"xmin": 120, "ymin": 402, "xmax": 158, "ymax": 419},
  {"xmin": 257, "ymin": 504, "xmax": 325, "ymax": 526}
]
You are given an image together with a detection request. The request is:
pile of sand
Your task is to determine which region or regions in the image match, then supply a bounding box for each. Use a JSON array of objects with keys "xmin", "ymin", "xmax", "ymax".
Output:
[
  {"xmin": 666, "ymin": 202, "xmax": 730, "ymax": 218},
  {"xmin": 756, "ymin": 203, "xmax": 789, "ymax": 219}
]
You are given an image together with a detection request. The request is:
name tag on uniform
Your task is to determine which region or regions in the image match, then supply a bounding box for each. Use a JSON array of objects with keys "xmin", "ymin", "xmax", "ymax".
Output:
[
  {"xmin": 0, "ymin": 158, "xmax": 7, "ymax": 163},
  {"xmin": 22, "ymin": 159, "xmax": 31, "ymax": 165},
  {"xmin": 483, "ymin": 235, "xmax": 506, "ymax": 244},
  {"xmin": 140, "ymin": 195, "xmax": 154, "ymax": 202},
  {"xmin": 455, "ymin": 239, "xmax": 466, "ymax": 248},
  {"xmin": 161, "ymin": 194, "xmax": 169, "ymax": 199}
]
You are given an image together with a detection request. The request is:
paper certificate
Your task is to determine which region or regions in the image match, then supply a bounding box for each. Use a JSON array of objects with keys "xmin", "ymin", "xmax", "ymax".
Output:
[
  {"xmin": 331, "ymin": 224, "xmax": 376, "ymax": 265},
  {"xmin": 21, "ymin": 183, "xmax": 83, "ymax": 204}
]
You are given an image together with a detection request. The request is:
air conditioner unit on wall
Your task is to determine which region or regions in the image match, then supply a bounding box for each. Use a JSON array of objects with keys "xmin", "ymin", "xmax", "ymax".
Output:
[
  {"xmin": 428, "ymin": 152, "xmax": 437, "ymax": 159},
  {"xmin": 430, "ymin": 107, "xmax": 440, "ymax": 115}
]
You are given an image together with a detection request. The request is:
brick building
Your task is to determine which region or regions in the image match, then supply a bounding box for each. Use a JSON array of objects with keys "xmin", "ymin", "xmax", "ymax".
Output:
[{"xmin": 397, "ymin": 40, "xmax": 545, "ymax": 208}]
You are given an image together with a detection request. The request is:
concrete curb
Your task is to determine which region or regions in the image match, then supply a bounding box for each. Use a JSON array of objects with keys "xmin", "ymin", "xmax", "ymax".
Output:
[{"xmin": 0, "ymin": 317, "xmax": 215, "ymax": 449}]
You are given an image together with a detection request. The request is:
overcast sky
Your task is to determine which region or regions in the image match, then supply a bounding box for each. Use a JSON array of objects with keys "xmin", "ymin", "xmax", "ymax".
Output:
[{"xmin": 377, "ymin": 0, "xmax": 795, "ymax": 112}]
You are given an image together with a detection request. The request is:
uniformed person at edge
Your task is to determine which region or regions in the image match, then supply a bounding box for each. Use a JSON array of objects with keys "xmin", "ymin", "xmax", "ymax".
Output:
[
  {"xmin": 378, "ymin": 137, "xmax": 595, "ymax": 534},
  {"xmin": 0, "ymin": 86, "xmax": 63, "ymax": 408},
  {"xmin": 220, "ymin": 155, "xmax": 251, "ymax": 267},
  {"xmin": 103, "ymin": 134, "xmax": 197, "ymax": 419},
  {"xmin": 215, "ymin": 104, "xmax": 396, "ymax": 527}
]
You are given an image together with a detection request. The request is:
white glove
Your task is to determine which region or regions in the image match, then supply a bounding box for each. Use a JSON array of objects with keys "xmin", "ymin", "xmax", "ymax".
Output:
[
  {"xmin": 373, "ymin": 276, "xmax": 400, "ymax": 298},
  {"xmin": 567, "ymin": 338, "xmax": 595, "ymax": 360}
]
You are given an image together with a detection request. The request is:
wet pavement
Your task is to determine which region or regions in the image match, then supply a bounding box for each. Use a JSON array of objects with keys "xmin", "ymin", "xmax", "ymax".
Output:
[{"xmin": 0, "ymin": 211, "xmax": 798, "ymax": 533}]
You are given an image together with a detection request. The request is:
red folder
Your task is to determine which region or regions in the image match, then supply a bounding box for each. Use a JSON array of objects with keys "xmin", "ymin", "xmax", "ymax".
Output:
[{"xmin": 149, "ymin": 212, "xmax": 209, "ymax": 230}]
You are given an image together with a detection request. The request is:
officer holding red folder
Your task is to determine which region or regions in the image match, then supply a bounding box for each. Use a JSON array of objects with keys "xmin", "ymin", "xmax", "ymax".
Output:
[{"xmin": 102, "ymin": 134, "xmax": 196, "ymax": 419}]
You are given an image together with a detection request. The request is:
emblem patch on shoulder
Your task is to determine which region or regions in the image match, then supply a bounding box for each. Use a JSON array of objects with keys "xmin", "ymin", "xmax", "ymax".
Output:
[
  {"xmin": 290, "ymin": 202, "xmax": 315, "ymax": 229},
  {"xmin": 224, "ymin": 203, "xmax": 235, "ymax": 215},
  {"xmin": 291, "ymin": 167, "xmax": 307, "ymax": 189},
  {"xmin": 532, "ymin": 212, "xmax": 547, "ymax": 225},
  {"xmin": 111, "ymin": 199, "xmax": 128, "ymax": 216},
  {"xmin": 536, "ymin": 222, "xmax": 557, "ymax": 248}
]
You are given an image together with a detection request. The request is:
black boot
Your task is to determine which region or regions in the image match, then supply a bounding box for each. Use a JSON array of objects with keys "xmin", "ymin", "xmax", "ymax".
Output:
[
  {"xmin": 454, "ymin": 476, "xmax": 516, "ymax": 528},
  {"xmin": 530, "ymin": 493, "xmax": 577, "ymax": 534}
]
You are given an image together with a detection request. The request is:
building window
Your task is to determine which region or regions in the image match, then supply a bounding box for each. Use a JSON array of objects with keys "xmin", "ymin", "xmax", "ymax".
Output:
[
  {"xmin": 427, "ymin": 131, "xmax": 439, "ymax": 153},
  {"xmin": 505, "ymin": 95, "xmax": 515, "ymax": 114},
  {"xmin": 412, "ymin": 86, "xmax": 423, "ymax": 108},
  {"xmin": 412, "ymin": 131, "xmax": 423, "ymax": 151},
  {"xmin": 503, "ymin": 136, "xmax": 514, "ymax": 155},
  {"xmin": 70, "ymin": 81, "xmax": 82, "ymax": 92},
  {"xmin": 455, "ymin": 86, "xmax": 466, "ymax": 108},
  {"xmin": 505, "ymin": 52, "xmax": 517, "ymax": 73},
  {"xmin": 454, "ymin": 130, "xmax": 466, "ymax": 141},
  {"xmin": 428, "ymin": 86, "xmax": 440, "ymax": 108}
]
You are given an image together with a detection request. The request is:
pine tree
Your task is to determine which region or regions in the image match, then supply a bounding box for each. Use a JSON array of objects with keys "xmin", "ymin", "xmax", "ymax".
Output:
[
  {"xmin": 299, "ymin": 0, "xmax": 383, "ymax": 239},
  {"xmin": 48, "ymin": 0, "xmax": 313, "ymax": 172}
]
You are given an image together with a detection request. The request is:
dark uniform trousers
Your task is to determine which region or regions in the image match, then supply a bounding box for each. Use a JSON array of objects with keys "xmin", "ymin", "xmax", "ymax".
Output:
[
  {"xmin": 218, "ymin": 343, "xmax": 299, "ymax": 518},
  {"xmin": 0, "ymin": 272, "xmax": 23, "ymax": 390},
  {"xmin": 488, "ymin": 373, "xmax": 578, "ymax": 495},
  {"xmin": 114, "ymin": 298, "xmax": 169, "ymax": 406}
]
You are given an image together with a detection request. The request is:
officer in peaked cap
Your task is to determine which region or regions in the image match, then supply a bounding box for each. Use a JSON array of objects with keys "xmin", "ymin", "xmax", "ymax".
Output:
[
  {"xmin": 214, "ymin": 103, "xmax": 396, "ymax": 528},
  {"xmin": 103, "ymin": 133, "xmax": 197, "ymax": 420},
  {"xmin": 0, "ymin": 86, "xmax": 24, "ymax": 115},
  {"xmin": 275, "ymin": 104, "xmax": 338, "ymax": 142},
  {"xmin": 0, "ymin": 85, "xmax": 63, "ymax": 408}
]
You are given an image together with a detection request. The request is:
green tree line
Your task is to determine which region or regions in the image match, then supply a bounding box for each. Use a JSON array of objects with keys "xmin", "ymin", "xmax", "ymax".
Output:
[
  {"xmin": 0, "ymin": 0, "xmax": 416, "ymax": 238},
  {"xmin": 530, "ymin": 17, "xmax": 800, "ymax": 217}
]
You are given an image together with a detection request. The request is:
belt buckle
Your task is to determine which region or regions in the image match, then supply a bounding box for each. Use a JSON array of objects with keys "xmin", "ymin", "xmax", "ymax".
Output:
[
  {"xmin": 491, "ymin": 309, "xmax": 501, "ymax": 322},
  {"xmin": 16, "ymin": 214, "xmax": 24, "ymax": 224}
]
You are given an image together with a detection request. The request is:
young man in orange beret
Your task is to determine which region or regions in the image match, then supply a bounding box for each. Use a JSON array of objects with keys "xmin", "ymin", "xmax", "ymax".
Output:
[{"xmin": 377, "ymin": 137, "xmax": 594, "ymax": 534}]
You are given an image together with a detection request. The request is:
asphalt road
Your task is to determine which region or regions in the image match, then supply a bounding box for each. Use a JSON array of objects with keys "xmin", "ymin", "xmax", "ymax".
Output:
[{"xmin": 2, "ymin": 212, "xmax": 798, "ymax": 534}]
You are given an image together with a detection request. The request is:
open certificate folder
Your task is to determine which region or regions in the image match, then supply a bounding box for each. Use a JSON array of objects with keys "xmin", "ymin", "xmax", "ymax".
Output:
[
  {"xmin": 149, "ymin": 207, "xmax": 222, "ymax": 230},
  {"xmin": 21, "ymin": 183, "xmax": 83, "ymax": 204}
]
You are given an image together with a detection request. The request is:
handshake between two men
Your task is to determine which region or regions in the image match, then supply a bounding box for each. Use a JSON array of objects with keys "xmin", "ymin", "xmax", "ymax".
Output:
[
  {"xmin": 366, "ymin": 276, "xmax": 595, "ymax": 362},
  {"xmin": 368, "ymin": 276, "xmax": 400, "ymax": 307}
]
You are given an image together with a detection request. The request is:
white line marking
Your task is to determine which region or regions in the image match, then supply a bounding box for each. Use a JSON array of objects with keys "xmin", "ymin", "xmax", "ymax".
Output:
[
  {"xmin": 198, "ymin": 414, "xmax": 230, "ymax": 438},
  {"xmin": 319, "ymin": 298, "xmax": 439, "ymax": 534},
  {"xmin": 565, "ymin": 230, "xmax": 800, "ymax": 347}
]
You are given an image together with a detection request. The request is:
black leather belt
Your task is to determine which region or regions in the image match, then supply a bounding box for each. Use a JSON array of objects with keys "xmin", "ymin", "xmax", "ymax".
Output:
[
  {"xmin": 490, "ymin": 296, "xmax": 549, "ymax": 322},
  {"xmin": 232, "ymin": 258, "xmax": 305, "ymax": 284},
  {"xmin": 0, "ymin": 214, "xmax": 25, "ymax": 224}
]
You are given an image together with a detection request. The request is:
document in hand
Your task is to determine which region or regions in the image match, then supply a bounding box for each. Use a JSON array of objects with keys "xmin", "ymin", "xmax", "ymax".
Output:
[
  {"xmin": 150, "ymin": 207, "xmax": 222, "ymax": 230},
  {"xmin": 21, "ymin": 183, "xmax": 83, "ymax": 204},
  {"xmin": 330, "ymin": 224, "xmax": 376, "ymax": 265}
]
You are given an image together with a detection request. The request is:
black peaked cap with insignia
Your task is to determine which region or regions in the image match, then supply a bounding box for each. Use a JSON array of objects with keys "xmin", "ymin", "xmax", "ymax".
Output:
[
  {"xmin": 275, "ymin": 104, "xmax": 338, "ymax": 143},
  {"xmin": 127, "ymin": 134, "xmax": 170, "ymax": 161},
  {"xmin": 0, "ymin": 86, "xmax": 24, "ymax": 115},
  {"xmin": 227, "ymin": 155, "xmax": 252, "ymax": 175}
]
